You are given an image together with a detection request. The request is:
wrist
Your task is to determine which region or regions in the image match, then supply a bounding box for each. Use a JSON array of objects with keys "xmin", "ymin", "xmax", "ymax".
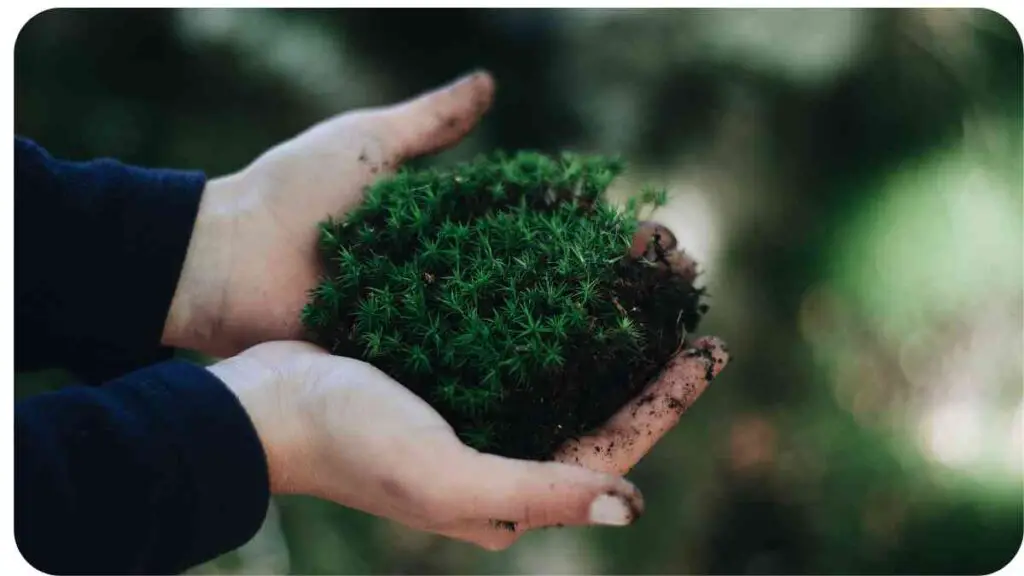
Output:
[
  {"xmin": 206, "ymin": 347, "xmax": 312, "ymax": 496},
  {"xmin": 161, "ymin": 174, "xmax": 241, "ymax": 356}
]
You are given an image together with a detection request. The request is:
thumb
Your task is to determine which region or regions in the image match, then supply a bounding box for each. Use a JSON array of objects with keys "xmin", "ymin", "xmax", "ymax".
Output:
[
  {"xmin": 438, "ymin": 447, "xmax": 644, "ymax": 530},
  {"xmin": 378, "ymin": 70, "xmax": 496, "ymax": 161}
]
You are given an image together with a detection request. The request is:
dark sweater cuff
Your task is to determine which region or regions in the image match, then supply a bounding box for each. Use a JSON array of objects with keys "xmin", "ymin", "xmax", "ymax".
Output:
[
  {"xmin": 15, "ymin": 359, "xmax": 271, "ymax": 575},
  {"xmin": 135, "ymin": 360, "xmax": 271, "ymax": 570},
  {"xmin": 79, "ymin": 162, "xmax": 208, "ymax": 380},
  {"xmin": 14, "ymin": 136, "xmax": 208, "ymax": 381}
]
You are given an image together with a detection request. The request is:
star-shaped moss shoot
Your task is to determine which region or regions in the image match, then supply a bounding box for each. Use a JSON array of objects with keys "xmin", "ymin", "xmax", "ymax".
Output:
[{"xmin": 301, "ymin": 151, "xmax": 707, "ymax": 461}]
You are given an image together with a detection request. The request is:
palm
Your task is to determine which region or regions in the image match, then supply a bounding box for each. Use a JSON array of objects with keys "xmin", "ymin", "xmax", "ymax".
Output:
[
  {"xmin": 211, "ymin": 122, "xmax": 399, "ymax": 353},
  {"xmin": 293, "ymin": 351, "xmax": 471, "ymax": 525}
]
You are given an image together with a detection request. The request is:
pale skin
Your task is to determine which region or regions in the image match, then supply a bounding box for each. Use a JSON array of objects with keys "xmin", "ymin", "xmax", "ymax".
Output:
[{"xmin": 162, "ymin": 70, "xmax": 731, "ymax": 551}]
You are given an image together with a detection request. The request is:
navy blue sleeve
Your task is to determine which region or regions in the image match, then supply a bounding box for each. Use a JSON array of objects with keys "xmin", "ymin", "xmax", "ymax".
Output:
[
  {"xmin": 15, "ymin": 136, "xmax": 205, "ymax": 382},
  {"xmin": 16, "ymin": 360, "xmax": 271, "ymax": 575},
  {"xmin": 15, "ymin": 137, "xmax": 272, "ymax": 573}
]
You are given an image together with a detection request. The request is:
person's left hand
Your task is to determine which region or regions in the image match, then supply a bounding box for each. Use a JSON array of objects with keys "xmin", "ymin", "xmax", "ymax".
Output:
[
  {"xmin": 161, "ymin": 70, "xmax": 496, "ymax": 358},
  {"xmin": 208, "ymin": 335, "xmax": 729, "ymax": 551}
]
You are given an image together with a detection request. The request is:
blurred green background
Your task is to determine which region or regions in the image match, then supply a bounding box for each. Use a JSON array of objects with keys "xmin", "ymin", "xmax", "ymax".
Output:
[{"xmin": 14, "ymin": 8, "xmax": 1023, "ymax": 575}]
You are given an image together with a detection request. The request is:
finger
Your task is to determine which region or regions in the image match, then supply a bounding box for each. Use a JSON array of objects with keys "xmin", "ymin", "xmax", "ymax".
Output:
[
  {"xmin": 431, "ymin": 477, "xmax": 642, "ymax": 552},
  {"xmin": 630, "ymin": 220, "xmax": 678, "ymax": 259},
  {"xmin": 556, "ymin": 336, "xmax": 730, "ymax": 475},
  {"xmin": 431, "ymin": 446, "xmax": 644, "ymax": 531},
  {"xmin": 435, "ymin": 507, "xmax": 593, "ymax": 552},
  {"xmin": 378, "ymin": 70, "xmax": 496, "ymax": 161},
  {"xmin": 630, "ymin": 222, "xmax": 701, "ymax": 283},
  {"xmin": 433, "ymin": 520, "xmax": 522, "ymax": 552}
]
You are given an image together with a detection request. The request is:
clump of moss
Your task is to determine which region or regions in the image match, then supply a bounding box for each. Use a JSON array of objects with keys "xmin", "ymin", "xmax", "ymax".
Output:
[{"xmin": 301, "ymin": 151, "xmax": 707, "ymax": 460}]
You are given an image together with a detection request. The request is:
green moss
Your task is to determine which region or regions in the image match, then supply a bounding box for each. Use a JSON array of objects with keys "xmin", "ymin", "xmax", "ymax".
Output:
[{"xmin": 301, "ymin": 150, "xmax": 707, "ymax": 460}]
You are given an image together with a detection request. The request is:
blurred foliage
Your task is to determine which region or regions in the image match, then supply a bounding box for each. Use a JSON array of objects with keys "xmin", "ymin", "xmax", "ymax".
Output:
[{"xmin": 14, "ymin": 8, "xmax": 1023, "ymax": 575}]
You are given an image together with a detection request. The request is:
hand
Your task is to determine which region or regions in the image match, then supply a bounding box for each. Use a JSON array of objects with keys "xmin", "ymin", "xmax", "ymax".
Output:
[
  {"xmin": 162, "ymin": 70, "xmax": 496, "ymax": 358},
  {"xmin": 208, "ymin": 336, "xmax": 729, "ymax": 551}
]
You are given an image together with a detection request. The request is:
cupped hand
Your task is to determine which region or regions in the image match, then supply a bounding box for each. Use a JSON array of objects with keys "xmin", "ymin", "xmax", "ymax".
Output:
[
  {"xmin": 208, "ymin": 335, "xmax": 729, "ymax": 551},
  {"xmin": 171, "ymin": 66, "xmax": 733, "ymax": 550},
  {"xmin": 162, "ymin": 71, "xmax": 496, "ymax": 358}
]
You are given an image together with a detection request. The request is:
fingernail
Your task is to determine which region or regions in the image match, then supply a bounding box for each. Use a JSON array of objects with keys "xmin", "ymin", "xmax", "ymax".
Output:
[
  {"xmin": 676, "ymin": 337, "xmax": 729, "ymax": 382},
  {"xmin": 588, "ymin": 494, "xmax": 633, "ymax": 526}
]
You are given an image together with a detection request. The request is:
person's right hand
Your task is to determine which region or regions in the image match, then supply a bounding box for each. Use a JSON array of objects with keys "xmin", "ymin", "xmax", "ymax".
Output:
[
  {"xmin": 162, "ymin": 71, "xmax": 496, "ymax": 359},
  {"xmin": 207, "ymin": 334, "xmax": 729, "ymax": 551}
]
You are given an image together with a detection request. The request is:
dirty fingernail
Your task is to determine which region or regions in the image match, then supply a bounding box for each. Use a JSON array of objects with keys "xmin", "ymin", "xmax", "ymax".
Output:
[
  {"xmin": 691, "ymin": 336, "xmax": 730, "ymax": 377},
  {"xmin": 676, "ymin": 337, "xmax": 730, "ymax": 382},
  {"xmin": 693, "ymin": 336, "xmax": 728, "ymax": 357},
  {"xmin": 588, "ymin": 494, "xmax": 633, "ymax": 526}
]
